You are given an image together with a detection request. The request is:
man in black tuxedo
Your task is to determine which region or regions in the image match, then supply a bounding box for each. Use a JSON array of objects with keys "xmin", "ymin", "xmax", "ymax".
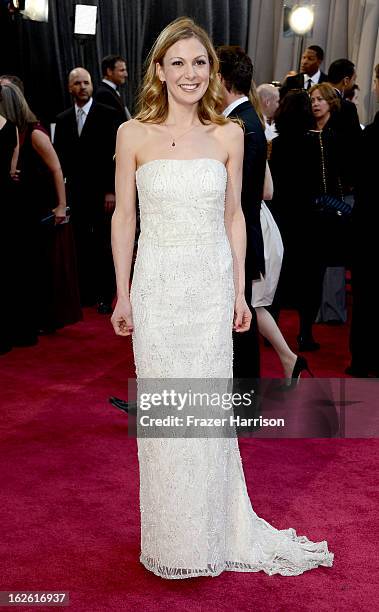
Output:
[
  {"xmin": 94, "ymin": 55, "xmax": 130, "ymax": 122},
  {"xmin": 328, "ymin": 58, "xmax": 359, "ymax": 121},
  {"xmin": 54, "ymin": 67, "xmax": 122, "ymax": 311},
  {"xmin": 327, "ymin": 58, "xmax": 362, "ymax": 187},
  {"xmin": 348, "ymin": 63, "xmax": 379, "ymax": 376},
  {"xmin": 280, "ymin": 45, "xmax": 328, "ymax": 98},
  {"xmin": 217, "ymin": 46, "xmax": 268, "ymax": 379}
]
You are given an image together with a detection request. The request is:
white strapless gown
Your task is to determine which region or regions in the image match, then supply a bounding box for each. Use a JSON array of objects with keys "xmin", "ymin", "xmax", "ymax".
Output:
[{"xmin": 131, "ymin": 158, "xmax": 333, "ymax": 579}]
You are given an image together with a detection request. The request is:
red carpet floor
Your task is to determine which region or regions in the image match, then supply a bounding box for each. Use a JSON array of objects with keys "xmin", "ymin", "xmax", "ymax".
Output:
[{"xmin": 0, "ymin": 309, "xmax": 378, "ymax": 611}]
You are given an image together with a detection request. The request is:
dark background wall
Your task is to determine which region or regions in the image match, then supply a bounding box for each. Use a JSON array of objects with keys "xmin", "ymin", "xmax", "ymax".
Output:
[{"xmin": 0, "ymin": 0, "xmax": 249, "ymax": 125}]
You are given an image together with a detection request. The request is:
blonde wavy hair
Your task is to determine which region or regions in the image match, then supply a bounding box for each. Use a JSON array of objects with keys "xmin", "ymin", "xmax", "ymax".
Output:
[
  {"xmin": 135, "ymin": 17, "xmax": 228, "ymax": 125},
  {"xmin": 248, "ymin": 81, "xmax": 265, "ymax": 129},
  {"xmin": 0, "ymin": 82, "xmax": 37, "ymax": 133}
]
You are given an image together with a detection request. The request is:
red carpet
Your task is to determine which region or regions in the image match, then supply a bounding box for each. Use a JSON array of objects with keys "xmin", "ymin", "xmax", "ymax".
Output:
[{"xmin": 0, "ymin": 310, "xmax": 377, "ymax": 611}]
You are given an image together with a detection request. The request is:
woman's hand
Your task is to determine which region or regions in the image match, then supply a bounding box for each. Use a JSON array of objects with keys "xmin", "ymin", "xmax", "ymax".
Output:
[
  {"xmin": 53, "ymin": 204, "xmax": 68, "ymax": 224},
  {"xmin": 10, "ymin": 168, "xmax": 20, "ymax": 182},
  {"xmin": 233, "ymin": 294, "xmax": 252, "ymax": 333},
  {"xmin": 111, "ymin": 297, "xmax": 134, "ymax": 336}
]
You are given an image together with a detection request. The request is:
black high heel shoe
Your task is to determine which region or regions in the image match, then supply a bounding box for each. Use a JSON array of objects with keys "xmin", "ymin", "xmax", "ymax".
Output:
[
  {"xmin": 276, "ymin": 356, "xmax": 314, "ymax": 391},
  {"xmin": 291, "ymin": 356, "xmax": 314, "ymax": 381}
]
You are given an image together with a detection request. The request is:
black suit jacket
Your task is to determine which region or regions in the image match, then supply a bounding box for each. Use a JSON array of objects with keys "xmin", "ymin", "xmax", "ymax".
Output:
[
  {"xmin": 354, "ymin": 111, "xmax": 378, "ymax": 225},
  {"xmin": 328, "ymin": 92, "xmax": 363, "ymax": 189},
  {"xmin": 280, "ymin": 71, "xmax": 328, "ymax": 98},
  {"xmin": 229, "ymin": 100, "xmax": 267, "ymax": 281},
  {"xmin": 349, "ymin": 111, "xmax": 378, "ymax": 372},
  {"xmin": 94, "ymin": 81, "xmax": 128, "ymax": 122},
  {"xmin": 54, "ymin": 101, "xmax": 121, "ymax": 214}
]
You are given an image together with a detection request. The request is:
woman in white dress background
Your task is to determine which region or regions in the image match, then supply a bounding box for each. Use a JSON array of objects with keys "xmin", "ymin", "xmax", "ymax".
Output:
[{"xmin": 111, "ymin": 17, "xmax": 333, "ymax": 579}]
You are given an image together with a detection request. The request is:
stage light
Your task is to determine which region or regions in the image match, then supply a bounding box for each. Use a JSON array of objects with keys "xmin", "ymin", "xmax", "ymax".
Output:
[
  {"xmin": 289, "ymin": 5, "xmax": 314, "ymax": 35},
  {"xmin": 74, "ymin": 5, "xmax": 97, "ymax": 36},
  {"xmin": 21, "ymin": 0, "xmax": 48, "ymax": 22}
]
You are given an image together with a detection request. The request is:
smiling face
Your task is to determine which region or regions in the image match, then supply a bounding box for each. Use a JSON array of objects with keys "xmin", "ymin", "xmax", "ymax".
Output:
[
  {"xmin": 156, "ymin": 36, "xmax": 210, "ymax": 107},
  {"xmin": 310, "ymin": 89, "xmax": 330, "ymax": 122}
]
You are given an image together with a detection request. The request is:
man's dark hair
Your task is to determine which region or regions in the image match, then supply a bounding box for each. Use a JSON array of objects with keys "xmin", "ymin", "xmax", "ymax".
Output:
[
  {"xmin": 0, "ymin": 74, "xmax": 24, "ymax": 93},
  {"xmin": 307, "ymin": 45, "xmax": 324, "ymax": 62},
  {"xmin": 216, "ymin": 45, "xmax": 253, "ymax": 96},
  {"xmin": 328, "ymin": 59, "xmax": 355, "ymax": 84},
  {"xmin": 375, "ymin": 63, "xmax": 379, "ymax": 80},
  {"xmin": 274, "ymin": 90, "xmax": 314, "ymax": 136},
  {"xmin": 101, "ymin": 55, "xmax": 126, "ymax": 76}
]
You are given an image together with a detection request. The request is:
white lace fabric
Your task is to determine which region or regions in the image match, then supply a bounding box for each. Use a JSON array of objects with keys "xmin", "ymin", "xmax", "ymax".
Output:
[{"xmin": 131, "ymin": 159, "xmax": 334, "ymax": 579}]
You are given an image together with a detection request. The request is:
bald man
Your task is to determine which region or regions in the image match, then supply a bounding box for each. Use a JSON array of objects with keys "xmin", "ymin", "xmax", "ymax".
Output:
[
  {"xmin": 257, "ymin": 84, "xmax": 279, "ymax": 141},
  {"xmin": 54, "ymin": 68, "xmax": 123, "ymax": 311}
]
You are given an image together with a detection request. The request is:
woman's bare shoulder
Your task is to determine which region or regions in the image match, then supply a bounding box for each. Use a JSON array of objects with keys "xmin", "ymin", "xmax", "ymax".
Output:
[
  {"xmin": 117, "ymin": 120, "xmax": 152, "ymax": 156},
  {"xmin": 118, "ymin": 118, "xmax": 149, "ymax": 137},
  {"xmin": 213, "ymin": 120, "xmax": 244, "ymax": 152},
  {"xmin": 214, "ymin": 119, "xmax": 243, "ymax": 139}
]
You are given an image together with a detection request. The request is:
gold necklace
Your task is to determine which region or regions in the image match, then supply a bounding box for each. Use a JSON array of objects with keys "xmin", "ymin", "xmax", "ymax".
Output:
[{"xmin": 162, "ymin": 123, "xmax": 200, "ymax": 147}]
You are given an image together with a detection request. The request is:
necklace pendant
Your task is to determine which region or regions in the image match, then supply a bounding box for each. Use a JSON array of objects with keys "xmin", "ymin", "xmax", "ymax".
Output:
[{"xmin": 172, "ymin": 141, "xmax": 176, "ymax": 147}]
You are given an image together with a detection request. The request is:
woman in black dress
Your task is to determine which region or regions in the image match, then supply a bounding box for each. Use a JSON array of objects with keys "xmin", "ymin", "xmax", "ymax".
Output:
[
  {"xmin": 309, "ymin": 83, "xmax": 350, "ymax": 325},
  {"xmin": 269, "ymin": 90, "xmax": 342, "ymax": 351},
  {"xmin": 270, "ymin": 87, "xmax": 349, "ymax": 351},
  {"xmin": 0, "ymin": 83, "xmax": 81, "ymax": 346}
]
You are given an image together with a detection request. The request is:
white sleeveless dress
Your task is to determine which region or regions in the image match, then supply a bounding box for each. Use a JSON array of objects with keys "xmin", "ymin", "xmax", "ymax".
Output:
[
  {"xmin": 251, "ymin": 202, "xmax": 284, "ymax": 308},
  {"xmin": 130, "ymin": 158, "xmax": 333, "ymax": 579}
]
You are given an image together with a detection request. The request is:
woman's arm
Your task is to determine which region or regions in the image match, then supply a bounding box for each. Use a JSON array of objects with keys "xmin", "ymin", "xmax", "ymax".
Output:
[
  {"xmin": 262, "ymin": 161, "xmax": 274, "ymax": 200},
  {"xmin": 10, "ymin": 126, "xmax": 19, "ymax": 179},
  {"xmin": 222, "ymin": 121, "xmax": 251, "ymax": 333},
  {"xmin": 31, "ymin": 128, "xmax": 67, "ymax": 219},
  {"xmin": 110, "ymin": 121, "xmax": 140, "ymax": 336}
]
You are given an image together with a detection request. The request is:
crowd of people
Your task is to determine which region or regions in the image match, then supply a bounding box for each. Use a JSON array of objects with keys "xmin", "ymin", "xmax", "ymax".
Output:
[{"xmin": 0, "ymin": 44, "xmax": 378, "ymax": 377}]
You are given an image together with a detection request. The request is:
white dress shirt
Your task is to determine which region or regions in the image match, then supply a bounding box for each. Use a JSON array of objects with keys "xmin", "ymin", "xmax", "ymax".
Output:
[
  {"xmin": 102, "ymin": 78, "xmax": 132, "ymax": 118},
  {"xmin": 74, "ymin": 97, "xmax": 93, "ymax": 132},
  {"xmin": 102, "ymin": 78, "xmax": 120, "ymax": 95},
  {"xmin": 303, "ymin": 70, "xmax": 321, "ymax": 89},
  {"xmin": 264, "ymin": 118, "xmax": 277, "ymax": 141},
  {"xmin": 222, "ymin": 95, "xmax": 249, "ymax": 117}
]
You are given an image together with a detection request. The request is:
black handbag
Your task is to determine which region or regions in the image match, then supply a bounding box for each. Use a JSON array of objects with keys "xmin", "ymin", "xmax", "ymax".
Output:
[
  {"xmin": 314, "ymin": 194, "xmax": 353, "ymax": 217},
  {"xmin": 313, "ymin": 130, "xmax": 353, "ymax": 218}
]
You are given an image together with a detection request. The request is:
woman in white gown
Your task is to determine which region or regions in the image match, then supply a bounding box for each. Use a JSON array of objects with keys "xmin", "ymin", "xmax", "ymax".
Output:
[{"xmin": 111, "ymin": 17, "xmax": 333, "ymax": 579}]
